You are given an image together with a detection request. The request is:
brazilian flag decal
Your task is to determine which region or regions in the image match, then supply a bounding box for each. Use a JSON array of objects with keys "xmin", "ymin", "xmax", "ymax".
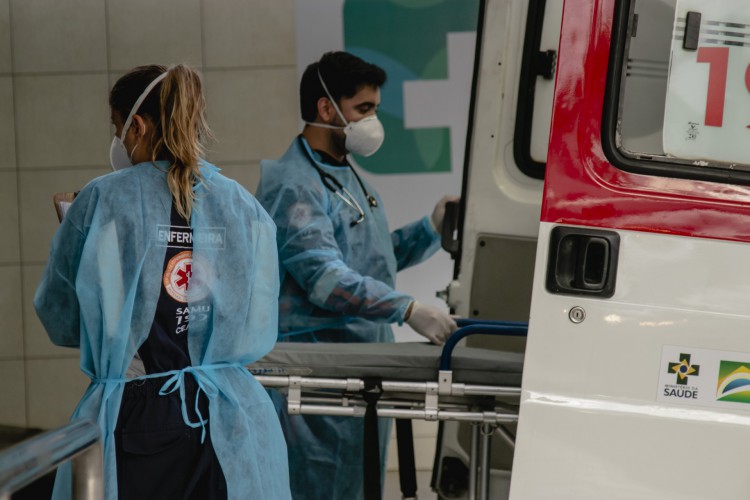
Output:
[{"xmin": 717, "ymin": 361, "xmax": 750, "ymax": 403}]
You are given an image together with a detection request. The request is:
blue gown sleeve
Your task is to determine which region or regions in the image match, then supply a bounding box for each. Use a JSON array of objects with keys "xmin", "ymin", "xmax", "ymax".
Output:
[
  {"xmin": 391, "ymin": 216, "xmax": 441, "ymax": 272},
  {"xmin": 245, "ymin": 202, "xmax": 281, "ymax": 359},
  {"xmin": 269, "ymin": 182, "xmax": 413, "ymax": 324},
  {"xmin": 33, "ymin": 199, "xmax": 88, "ymax": 348}
]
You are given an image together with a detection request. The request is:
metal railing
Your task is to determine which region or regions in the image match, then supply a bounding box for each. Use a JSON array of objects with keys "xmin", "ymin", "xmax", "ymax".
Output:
[{"xmin": 0, "ymin": 419, "xmax": 103, "ymax": 500}]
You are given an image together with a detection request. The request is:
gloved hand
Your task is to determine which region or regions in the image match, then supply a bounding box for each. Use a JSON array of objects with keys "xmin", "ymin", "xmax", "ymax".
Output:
[
  {"xmin": 405, "ymin": 301, "xmax": 458, "ymax": 345},
  {"xmin": 431, "ymin": 195, "xmax": 460, "ymax": 234}
]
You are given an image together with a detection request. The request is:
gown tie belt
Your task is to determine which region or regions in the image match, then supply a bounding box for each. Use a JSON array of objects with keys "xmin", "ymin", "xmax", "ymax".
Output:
[{"xmin": 94, "ymin": 363, "xmax": 242, "ymax": 443}]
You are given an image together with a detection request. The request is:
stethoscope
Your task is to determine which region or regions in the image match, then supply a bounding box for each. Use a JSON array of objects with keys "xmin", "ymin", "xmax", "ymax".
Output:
[{"xmin": 298, "ymin": 136, "xmax": 378, "ymax": 227}]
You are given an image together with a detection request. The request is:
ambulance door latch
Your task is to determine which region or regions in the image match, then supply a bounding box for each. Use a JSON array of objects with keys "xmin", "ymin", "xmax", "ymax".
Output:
[{"xmin": 546, "ymin": 226, "xmax": 620, "ymax": 298}]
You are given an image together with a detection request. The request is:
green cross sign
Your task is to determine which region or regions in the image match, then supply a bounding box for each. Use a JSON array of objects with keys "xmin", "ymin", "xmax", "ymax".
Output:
[{"xmin": 343, "ymin": 0, "xmax": 480, "ymax": 174}]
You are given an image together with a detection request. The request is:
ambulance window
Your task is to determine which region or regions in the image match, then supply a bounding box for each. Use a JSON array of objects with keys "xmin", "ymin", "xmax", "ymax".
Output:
[
  {"xmin": 514, "ymin": 0, "xmax": 563, "ymax": 179},
  {"xmin": 604, "ymin": 0, "xmax": 750, "ymax": 182}
]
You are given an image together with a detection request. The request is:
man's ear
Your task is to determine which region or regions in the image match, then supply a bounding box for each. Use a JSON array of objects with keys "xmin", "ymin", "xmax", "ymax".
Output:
[{"xmin": 316, "ymin": 97, "xmax": 337, "ymax": 123}]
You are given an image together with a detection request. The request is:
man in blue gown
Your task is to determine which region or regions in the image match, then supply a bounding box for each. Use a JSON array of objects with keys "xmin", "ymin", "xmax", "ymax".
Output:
[{"xmin": 256, "ymin": 51, "xmax": 458, "ymax": 499}]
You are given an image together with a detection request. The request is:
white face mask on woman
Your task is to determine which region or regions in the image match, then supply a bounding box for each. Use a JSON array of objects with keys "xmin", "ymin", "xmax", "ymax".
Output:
[
  {"xmin": 109, "ymin": 72, "xmax": 168, "ymax": 171},
  {"xmin": 305, "ymin": 70, "xmax": 385, "ymax": 158}
]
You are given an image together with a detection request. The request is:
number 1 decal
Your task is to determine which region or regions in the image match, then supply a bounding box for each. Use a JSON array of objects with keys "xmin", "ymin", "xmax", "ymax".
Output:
[
  {"xmin": 696, "ymin": 46, "xmax": 729, "ymax": 127},
  {"xmin": 663, "ymin": 4, "xmax": 750, "ymax": 164}
]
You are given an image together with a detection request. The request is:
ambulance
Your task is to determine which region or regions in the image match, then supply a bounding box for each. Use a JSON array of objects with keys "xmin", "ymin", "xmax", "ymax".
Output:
[{"xmin": 434, "ymin": 0, "xmax": 750, "ymax": 498}]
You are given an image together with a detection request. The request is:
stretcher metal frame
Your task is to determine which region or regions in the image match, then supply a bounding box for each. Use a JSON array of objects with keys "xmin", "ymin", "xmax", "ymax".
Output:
[{"xmin": 252, "ymin": 321, "xmax": 527, "ymax": 500}]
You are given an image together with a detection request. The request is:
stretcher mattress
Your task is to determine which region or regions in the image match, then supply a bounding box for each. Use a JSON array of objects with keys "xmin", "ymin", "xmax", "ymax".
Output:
[{"xmin": 249, "ymin": 342, "xmax": 523, "ymax": 386}]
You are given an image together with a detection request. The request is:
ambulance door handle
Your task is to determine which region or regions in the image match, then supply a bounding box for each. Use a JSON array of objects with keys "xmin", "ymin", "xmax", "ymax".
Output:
[
  {"xmin": 441, "ymin": 200, "xmax": 460, "ymax": 258},
  {"xmin": 545, "ymin": 227, "xmax": 620, "ymax": 298}
]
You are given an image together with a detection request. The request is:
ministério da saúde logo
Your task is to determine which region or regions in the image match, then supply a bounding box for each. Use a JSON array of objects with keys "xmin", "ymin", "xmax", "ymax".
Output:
[{"xmin": 668, "ymin": 353, "xmax": 700, "ymax": 385}]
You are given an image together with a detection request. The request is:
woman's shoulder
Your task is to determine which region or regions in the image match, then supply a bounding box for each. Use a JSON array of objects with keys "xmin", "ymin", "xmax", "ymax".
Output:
[
  {"xmin": 202, "ymin": 166, "xmax": 249, "ymax": 199},
  {"xmin": 205, "ymin": 169, "xmax": 274, "ymax": 225},
  {"xmin": 75, "ymin": 162, "xmax": 170, "ymax": 205},
  {"xmin": 60, "ymin": 169, "xmax": 135, "ymax": 229},
  {"xmin": 81, "ymin": 162, "xmax": 165, "ymax": 190},
  {"xmin": 73, "ymin": 169, "xmax": 123, "ymax": 201}
]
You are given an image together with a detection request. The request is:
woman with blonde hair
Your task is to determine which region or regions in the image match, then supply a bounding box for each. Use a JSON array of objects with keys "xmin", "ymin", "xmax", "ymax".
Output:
[{"xmin": 34, "ymin": 64, "xmax": 290, "ymax": 499}]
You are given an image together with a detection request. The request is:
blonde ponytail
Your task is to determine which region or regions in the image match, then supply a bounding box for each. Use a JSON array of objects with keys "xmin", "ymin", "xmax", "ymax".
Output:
[{"xmin": 153, "ymin": 65, "xmax": 212, "ymax": 221}]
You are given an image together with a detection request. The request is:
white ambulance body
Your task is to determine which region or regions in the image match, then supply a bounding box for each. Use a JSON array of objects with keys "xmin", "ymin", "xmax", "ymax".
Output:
[{"xmin": 435, "ymin": 0, "xmax": 750, "ymax": 498}]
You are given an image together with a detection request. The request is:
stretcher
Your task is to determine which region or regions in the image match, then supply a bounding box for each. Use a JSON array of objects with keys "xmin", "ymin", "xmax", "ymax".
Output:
[{"xmin": 248, "ymin": 320, "xmax": 527, "ymax": 500}]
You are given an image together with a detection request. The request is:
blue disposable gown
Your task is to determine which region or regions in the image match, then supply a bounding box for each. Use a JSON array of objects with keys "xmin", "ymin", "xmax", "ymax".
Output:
[
  {"xmin": 256, "ymin": 137, "xmax": 440, "ymax": 499},
  {"xmin": 34, "ymin": 161, "xmax": 291, "ymax": 499}
]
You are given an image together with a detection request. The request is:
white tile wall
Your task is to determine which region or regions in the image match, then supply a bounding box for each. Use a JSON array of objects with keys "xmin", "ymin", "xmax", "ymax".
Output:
[
  {"xmin": 204, "ymin": 68, "xmax": 298, "ymax": 164},
  {"xmin": 14, "ymin": 74, "xmax": 111, "ymax": 169},
  {"xmin": 0, "ymin": 266, "xmax": 23, "ymax": 359},
  {"xmin": 0, "ymin": 0, "xmax": 10, "ymax": 74},
  {"xmin": 10, "ymin": 0, "xmax": 107, "ymax": 74},
  {"xmin": 0, "ymin": 360, "xmax": 26, "ymax": 426},
  {"xmin": 0, "ymin": 77, "xmax": 15, "ymax": 169},
  {"xmin": 19, "ymin": 168, "xmax": 108, "ymax": 263},
  {"xmin": 26, "ymin": 358, "xmax": 88, "ymax": 429},
  {"xmin": 0, "ymin": 171, "xmax": 19, "ymax": 263},
  {"xmin": 107, "ymin": 0, "xmax": 203, "ymax": 72},
  {"xmin": 2, "ymin": 0, "xmax": 300, "ymax": 433},
  {"xmin": 202, "ymin": 0, "xmax": 295, "ymax": 68}
]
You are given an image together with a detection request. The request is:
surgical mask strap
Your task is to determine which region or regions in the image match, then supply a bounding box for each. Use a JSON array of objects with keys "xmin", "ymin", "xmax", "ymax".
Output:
[
  {"xmin": 120, "ymin": 71, "xmax": 169, "ymax": 140},
  {"xmin": 304, "ymin": 121, "xmax": 344, "ymax": 130},
  {"xmin": 317, "ymin": 68, "xmax": 349, "ymax": 127}
]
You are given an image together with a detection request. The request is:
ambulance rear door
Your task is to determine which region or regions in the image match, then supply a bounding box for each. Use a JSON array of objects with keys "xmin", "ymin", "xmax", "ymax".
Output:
[
  {"xmin": 433, "ymin": 0, "xmax": 562, "ymax": 496},
  {"xmin": 511, "ymin": 0, "xmax": 750, "ymax": 498}
]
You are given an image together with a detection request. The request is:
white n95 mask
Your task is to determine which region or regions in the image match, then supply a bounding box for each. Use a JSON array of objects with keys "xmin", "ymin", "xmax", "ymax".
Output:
[
  {"xmin": 109, "ymin": 71, "xmax": 168, "ymax": 171},
  {"xmin": 307, "ymin": 69, "xmax": 385, "ymax": 157},
  {"xmin": 109, "ymin": 136, "xmax": 133, "ymax": 171},
  {"xmin": 341, "ymin": 114, "xmax": 384, "ymax": 158}
]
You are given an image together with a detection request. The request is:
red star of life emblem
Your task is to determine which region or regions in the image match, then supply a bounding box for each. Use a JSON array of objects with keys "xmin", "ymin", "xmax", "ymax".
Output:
[
  {"xmin": 164, "ymin": 251, "xmax": 194, "ymax": 303},
  {"xmin": 175, "ymin": 263, "xmax": 192, "ymax": 290}
]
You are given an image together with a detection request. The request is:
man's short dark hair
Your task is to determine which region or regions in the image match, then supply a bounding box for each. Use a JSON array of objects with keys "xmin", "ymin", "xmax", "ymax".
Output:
[{"xmin": 300, "ymin": 51, "xmax": 387, "ymax": 122}]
